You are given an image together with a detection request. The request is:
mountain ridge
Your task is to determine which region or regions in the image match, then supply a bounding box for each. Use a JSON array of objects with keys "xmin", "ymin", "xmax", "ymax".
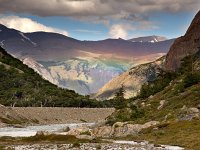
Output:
[{"xmin": 0, "ymin": 24, "xmax": 174, "ymax": 95}]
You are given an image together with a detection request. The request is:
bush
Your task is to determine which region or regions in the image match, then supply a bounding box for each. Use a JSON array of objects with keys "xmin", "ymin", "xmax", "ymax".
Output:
[
  {"xmin": 183, "ymin": 73, "xmax": 200, "ymax": 88},
  {"xmin": 106, "ymin": 105, "xmax": 145, "ymax": 125}
]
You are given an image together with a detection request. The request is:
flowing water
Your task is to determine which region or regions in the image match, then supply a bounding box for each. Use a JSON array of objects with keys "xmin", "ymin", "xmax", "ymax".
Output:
[{"xmin": 0, "ymin": 123, "xmax": 94, "ymax": 137}]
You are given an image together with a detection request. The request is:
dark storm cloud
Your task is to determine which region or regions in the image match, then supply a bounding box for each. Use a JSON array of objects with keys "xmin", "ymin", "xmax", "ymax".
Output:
[{"xmin": 0, "ymin": 0, "xmax": 199, "ymax": 22}]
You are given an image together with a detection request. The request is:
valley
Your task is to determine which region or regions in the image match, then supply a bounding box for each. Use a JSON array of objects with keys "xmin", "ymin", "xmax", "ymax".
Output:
[
  {"xmin": 0, "ymin": 24, "xmax": 174, "ymax": 95},
  {"xmin": 0, "ymin": 2, "xmax": 200, "ymax": 149}
]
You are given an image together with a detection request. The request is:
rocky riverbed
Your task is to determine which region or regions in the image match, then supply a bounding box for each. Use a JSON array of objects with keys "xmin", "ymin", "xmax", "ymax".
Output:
[{"xmin": 5, "ymin": 142, "xmax": 184, "ymax": 150}]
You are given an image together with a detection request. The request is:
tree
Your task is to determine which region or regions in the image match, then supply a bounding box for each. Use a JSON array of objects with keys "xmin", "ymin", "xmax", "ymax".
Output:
[
  {"xmin": 113, "ymin": 85, "xmax": 126, "ymax": 109},
  {"xmin": 114, "ymin": 85, "xmax": 125, "ymax": 99}
]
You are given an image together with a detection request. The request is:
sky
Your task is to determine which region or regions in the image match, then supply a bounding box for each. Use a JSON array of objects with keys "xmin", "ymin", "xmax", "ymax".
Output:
[{"xmin": 0, "ymin": 0, "xmax": 199, "ymax": 41}]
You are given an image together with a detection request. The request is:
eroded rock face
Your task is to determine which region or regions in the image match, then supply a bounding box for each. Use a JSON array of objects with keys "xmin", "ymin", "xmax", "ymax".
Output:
[{"xmin": 165, "ymin": 11, "xmax": 200, "ymax": 71}]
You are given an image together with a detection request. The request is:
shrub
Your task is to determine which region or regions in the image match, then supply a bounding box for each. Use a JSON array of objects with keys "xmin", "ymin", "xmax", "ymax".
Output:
[{"xmin": 183, "ymin": 73, "xmax": 200, "ymax": 88}]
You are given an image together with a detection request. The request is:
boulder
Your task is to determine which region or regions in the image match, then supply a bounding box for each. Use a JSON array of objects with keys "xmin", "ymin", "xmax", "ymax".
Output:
[
  {"xmin": 66, "ymin": 126, "xmax": 91, "ymax": 136},
  {"xmin": 92, "ymin": 126, "xmax": 112, "ymax": 138},
  {"xmin": 188, "ymin": 107, "xmax": 199, "ymax": 114},
  {"xmin": 102, "ymin": 121, "xmax": 160, "ymax": 137},
  {"xmin": 157, "ymin": 100, "xmax": 165, "ymax": 110},
  {"xmin": 178, "ymin": 107, "xmax": 200, "ymax": 121},
  {"xmin": 35, "ymin": 131, "xmax": 50, "ymax": 136}
]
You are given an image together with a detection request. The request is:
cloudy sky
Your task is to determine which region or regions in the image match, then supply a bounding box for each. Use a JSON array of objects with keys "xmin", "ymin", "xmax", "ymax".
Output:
[{"xmin": 0, "ymin": 0, "xmax": 199, "ymax": 40}]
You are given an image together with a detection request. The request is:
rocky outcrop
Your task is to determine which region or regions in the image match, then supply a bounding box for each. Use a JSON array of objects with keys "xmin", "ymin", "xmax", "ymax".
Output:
[
  {"xmin": 111, "ymin": 121, "xmax": 159, "ymax": 137},
  {"xmin": 165, "ymin": 10, "xmax": 200, "ymax": 71},
  {"xmin": 65, "ymin": 121, "xmax": 159, "ymax": 138},
  {"xmin": 178, "ymin": 106, "xmax": 200, "ymax": 121},
  {"xmin": 92, "ymin": 126, "xmax": 112, "ymax": 138},
  {"xmin": 94, "ymin": 57, "xmax": 165, "ymax": 100}
]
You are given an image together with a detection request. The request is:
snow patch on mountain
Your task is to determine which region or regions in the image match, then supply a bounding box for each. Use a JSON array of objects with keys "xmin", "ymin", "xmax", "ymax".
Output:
[
  {"xmin": 19, "ymin": 32, "xmax": 37, "ymax": 46},
  {"xmin": 129, "ymin": 36, "xmax": 167, "ymax": 43},
  {"xmin": 0, "ymin": 40, "xmax": 5, "ymax": 47}
]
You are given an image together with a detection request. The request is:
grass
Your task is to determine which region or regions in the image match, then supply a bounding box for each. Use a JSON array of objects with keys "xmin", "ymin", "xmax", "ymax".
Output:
[
  {"xmin": 0, "ymin": 117, "xmax": 25, "ymax": 125},
  {"xmin": 80, "ymin": 131, "xmax": 91, "ymax": 136},
  {"xmin": 0, "ymin": 133, "xmax": 104, "ymax": 148},
  {"xmin": 116, "ymin": 120, "xmax": 200, "ymax": 150}
]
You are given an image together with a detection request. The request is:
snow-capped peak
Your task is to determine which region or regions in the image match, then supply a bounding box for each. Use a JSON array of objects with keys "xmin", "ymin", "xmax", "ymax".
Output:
[{"xmin": 129, "ymin": 36, "xmax": 167, "ymax": 43}]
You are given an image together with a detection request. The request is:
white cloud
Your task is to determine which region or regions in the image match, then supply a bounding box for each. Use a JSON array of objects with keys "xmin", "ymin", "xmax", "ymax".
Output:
[
  {"xmin": 109, "ymin": 24, "xmax": 133, "ymax": 39},
  {"xmin": 0, "ymin": 16, "xmax": 69, "ymax": 36}
]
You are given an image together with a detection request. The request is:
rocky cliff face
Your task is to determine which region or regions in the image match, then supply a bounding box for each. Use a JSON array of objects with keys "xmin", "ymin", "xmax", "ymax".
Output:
[
  {"xmin": 22, "ymin": 57, "xmax": 58, "ymax": 85},
  {"xmin": 165, "ymin": 11, "xmax": 200, "ymax": 71},
  {"xmin": 94, "ymin": 57, "xmax": 165, "ymax": 100}
]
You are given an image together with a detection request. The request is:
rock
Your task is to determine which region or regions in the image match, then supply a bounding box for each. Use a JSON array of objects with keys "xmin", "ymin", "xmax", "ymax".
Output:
[
  {"xmin": 188, "ymin": 107, "xmax": 199, "ymax": 114},
  {"xmin": 35, "ymin": 131, "xmax": 50, "ymax": 136},
  {"xmin": 141, "ymin": 102, "xmax": 145, "ymax": 107},
  {"xmin": 197, "ymin": 104, "xmax": 200, "ymax": 109},
  {"xmin": 92, "ymin": 126, "xmax": 112, "ymax": 138},
  {"xmin": 181, "ymin": 105, "xmax": 187, "ymax": 111},
  {"xmin": 66, "ymin": 126, "xmax": 92, "ymax": 136},
  {"xmin": 146, "ymin": 104, "xmax": 151, "ymax": 107},
  {"xmin": 111, "ymin": 121, "xmax": 160, "ymax": 137},
  {"xmin": 112, "ymin": 123, "xmax": 142, "ymax": 137},
  {"xmin": 149, "ymin": 95, "xmax": 154, "ymax": 99},
  {"xmin": 157, "ymin": 100, "xmax": 165, "ymax": 110},
  {"xmin": 57, "ymin": 126, "xmax": 70, "ymax": 132},
  {"xmin": 164, "ymin": 113, "xmax": 172, "ymax": 121},
  {"xmin": 76, "ymin": 135, "xmax": 94, "ymax": 140},
  {"xmin": 178, "ymin": 107, "xmax": 200, "ymax": 121}
]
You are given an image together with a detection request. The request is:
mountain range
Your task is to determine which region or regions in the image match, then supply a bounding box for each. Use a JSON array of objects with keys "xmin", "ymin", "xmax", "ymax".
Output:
[{"xmin": 0, "ymin": 24, "xmax": 174, "ymax": 95}]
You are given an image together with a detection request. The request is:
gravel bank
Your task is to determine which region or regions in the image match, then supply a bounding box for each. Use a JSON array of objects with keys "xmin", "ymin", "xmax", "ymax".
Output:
[{"xmin": 11, "ymin": 107, "xmax": 115, "ymax": 125}]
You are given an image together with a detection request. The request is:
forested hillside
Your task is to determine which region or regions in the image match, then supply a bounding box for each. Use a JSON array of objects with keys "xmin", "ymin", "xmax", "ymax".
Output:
[{"xmin": 0, "ymin": 47, "xmax": 109, "ymax": 107}]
